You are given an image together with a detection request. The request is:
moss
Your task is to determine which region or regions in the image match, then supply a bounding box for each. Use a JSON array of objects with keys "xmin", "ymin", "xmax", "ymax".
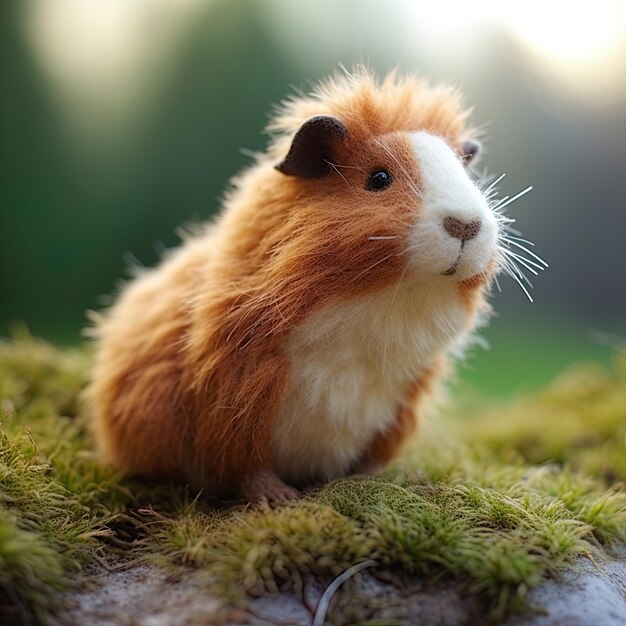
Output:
[
  {"xmin": 453, "ymin": 354, "xmax": 626, "ymax": 483},
  {"xmin": 0, "ymin": 336, "xmax": 120, "ymax": 623},
  {"xmin": 0, "ymin": 336, "xmax": 625, "ymax": 624},
  {"xmin": 0, "ymin": 429, "xmax": 111, "ymax": 624}
]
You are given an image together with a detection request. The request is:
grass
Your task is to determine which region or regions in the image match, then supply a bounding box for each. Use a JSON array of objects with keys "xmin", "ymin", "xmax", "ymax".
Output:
[{"xmin": 0, "ymin": 335, "xmax": 625, "ymax": 625}]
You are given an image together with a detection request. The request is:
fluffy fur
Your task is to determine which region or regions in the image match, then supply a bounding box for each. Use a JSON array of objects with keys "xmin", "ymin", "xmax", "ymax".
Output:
[{"xmin": 87, "ymin": 69, "xmax": 500, "ymax": 503}]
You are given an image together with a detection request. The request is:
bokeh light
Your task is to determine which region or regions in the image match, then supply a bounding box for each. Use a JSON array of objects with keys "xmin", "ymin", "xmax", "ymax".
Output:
[{"xmin": 2, "ymin": 0, "xmax": 625, "ymax": 394}]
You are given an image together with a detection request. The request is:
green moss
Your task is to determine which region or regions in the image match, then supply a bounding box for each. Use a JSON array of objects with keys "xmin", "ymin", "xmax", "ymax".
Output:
[
  {"xmin": 0, "ymin": 429, "xmax": 111, "ymax": 624},
  {"xmin": 452, "ymin": 354, "xmax": 626, "ymax": 483},
  {"xmin": 0, "ymin": 336, "xmax": 121, "ymax": 623},
  {"xmin": 0, "ymin": 336, "xmax": 625, "ymax": 624}
]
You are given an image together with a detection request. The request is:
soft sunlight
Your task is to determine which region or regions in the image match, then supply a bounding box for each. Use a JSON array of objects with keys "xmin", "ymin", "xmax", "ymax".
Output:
[
  {"xmin": 21, "ymin": 0, "xmax": 625, "ymax": 142},
  {"xmin": 22, "ymin": 0, "xmax": 206, "ymax": 140},
  {"xmin": 501, "ymin": 0, "xmax": 626, "ymax": 105},
  {"xmin": 406, "ymin": 0, "xmax": 625, "ymax": 105}
]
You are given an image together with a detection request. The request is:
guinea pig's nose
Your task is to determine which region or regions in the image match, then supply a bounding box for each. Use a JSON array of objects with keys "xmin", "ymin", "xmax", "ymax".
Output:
[{"xmin": 443, "ymin": 216, "xmax": 481, "ymax": 241}]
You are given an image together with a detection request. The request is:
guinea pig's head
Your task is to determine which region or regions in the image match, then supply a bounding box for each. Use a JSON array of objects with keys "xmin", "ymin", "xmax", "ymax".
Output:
[
  {"xmin": 238, "ymin": 70, "xmax": 526, "ymax": 314},
  {"xmin": 275, "ymin": 114, "xmax": 497, "ymax": 285}
]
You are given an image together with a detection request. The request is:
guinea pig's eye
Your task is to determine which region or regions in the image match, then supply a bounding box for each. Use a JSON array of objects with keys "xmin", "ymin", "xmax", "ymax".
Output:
[{"xmin": 366, "ymin": 169, "xmax": 392, "ymax": 192}]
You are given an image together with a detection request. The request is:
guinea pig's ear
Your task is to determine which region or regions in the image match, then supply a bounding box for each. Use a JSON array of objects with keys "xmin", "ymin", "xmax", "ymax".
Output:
[
  {"xmin": 275, "ymin": 115, "xmax": 347, "ymax": 178},
  {"xmin": 461, "ymin": 139, "xmax": 481, "ymax": 165}
]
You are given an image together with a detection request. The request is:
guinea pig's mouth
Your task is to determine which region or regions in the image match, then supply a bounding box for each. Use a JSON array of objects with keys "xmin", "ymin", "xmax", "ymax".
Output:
[
  {"xmin": 441, "ymin": 245, "xmax": 464, "ymax": 276},
  {"xmin": 441, "ymin": 261, "xmax": 459, "ymax": 276}
]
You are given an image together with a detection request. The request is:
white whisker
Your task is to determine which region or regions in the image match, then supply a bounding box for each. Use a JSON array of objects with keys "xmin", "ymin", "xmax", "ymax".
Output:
[
  {"xmin": 502, "ymin": 238, "xmax": 548, "ymax": 267},
  {"xmin": 483, "ymin": 171, "xmax": 543, "ymax": 302},
  {"xmin": 397, "ymin": 242, "xmax": 424, "ymax": 257},
  {"xmin": 509, "ymin": 270, "xmax": 534, "ymax": 302},
  {"xmin": 350, "ymin": 253, "xmax": 395, "ymax": 282},
  {"xmin": 500, "ymin": 248, "xmax": 540, "ymax": 275},
  {"xmin": 368, "ymin": 236, "xmax": 398, "ymax": 241},
  {"xmin": 483, "ymin": 172, "xmax": 506, "ymax": 193},
  {"xmin": 389, "ymin": 262, "xmax": 409, "ymax": 308},
  {"xmin": 492, "ymin": 195, "xmax": 510, "ymax": 209},
  {"xmin": 329, "ymin": 162, "xmax": 367, "ymax": 173},
  {"xmin": 500, "ymin": 257, "xmax": 534, "ymax": 301},
  {"xmin": 500, "ymin": 246, "xmax": 545, "ymax": 272},
  {"xmin": 494, "ymin": 274, "xmax": 502, "ymax": 293},
  {"xmin": 325, "ymin": 160, "xmax": 355, "ymax": 193},
  {"xmin": 501, "ymin": 255, "xmax": 533, "ymax": 287},
  {"xmin": 502, "ymin": 234, "xmax": 535, "ymax": 246},
  {"xmin": 372, "ymin": 138, "xmax": 423, "ymax": 199},
  {"xmin": 493, "ymin": 186, "xmax": 533, "ymax": 212},
  {"xmin": 497, "ymin": 216, "xmax": 516, "ymax": 226}
]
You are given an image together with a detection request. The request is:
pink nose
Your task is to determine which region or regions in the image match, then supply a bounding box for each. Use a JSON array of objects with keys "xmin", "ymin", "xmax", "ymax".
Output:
[{"xmin": 443, "ymin": 217, "xmax": 481, "ymax": 241}]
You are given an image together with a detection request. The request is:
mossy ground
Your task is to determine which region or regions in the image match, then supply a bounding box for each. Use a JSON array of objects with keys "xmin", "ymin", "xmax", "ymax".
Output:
[{"xmin": 1, "ymin": 335, "xmax": 625, "ymax": 625}]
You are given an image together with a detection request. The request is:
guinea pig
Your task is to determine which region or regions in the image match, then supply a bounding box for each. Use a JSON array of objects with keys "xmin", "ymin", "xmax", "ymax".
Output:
[{"xmin": 87, "ymin": 69, "xmax": 538, "ymax": 504}]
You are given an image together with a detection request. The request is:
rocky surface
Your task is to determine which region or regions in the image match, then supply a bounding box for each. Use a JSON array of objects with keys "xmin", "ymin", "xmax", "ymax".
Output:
[
  {"xmin": 60, "ymin": 553, "xmax": 626, "ymax": 626},
  {"xmin": 507, "ymin": 552, "xmax": 626, "ymax": 626}
]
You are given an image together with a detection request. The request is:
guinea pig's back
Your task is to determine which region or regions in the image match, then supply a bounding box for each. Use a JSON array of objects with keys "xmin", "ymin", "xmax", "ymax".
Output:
[{"xmin": 87, "ymin": 232, "xmax": 214, "ymax": 477}]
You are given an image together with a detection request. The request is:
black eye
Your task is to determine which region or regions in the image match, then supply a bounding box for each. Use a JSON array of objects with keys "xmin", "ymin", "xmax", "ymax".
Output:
[{"xmin": 366, "ymin": 169, "xmax": 392, "ymax": 192}]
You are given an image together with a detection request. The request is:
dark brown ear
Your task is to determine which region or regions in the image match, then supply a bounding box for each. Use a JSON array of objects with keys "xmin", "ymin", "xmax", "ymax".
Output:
[{"xmin": 275, "ymin": 115, "xmax": 347, "ymax": 178}]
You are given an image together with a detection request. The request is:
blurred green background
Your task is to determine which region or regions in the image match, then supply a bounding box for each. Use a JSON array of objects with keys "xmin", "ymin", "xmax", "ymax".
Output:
[{"xmin": 1, "ymin": 0, "xmax": 625, "ymax": 395}]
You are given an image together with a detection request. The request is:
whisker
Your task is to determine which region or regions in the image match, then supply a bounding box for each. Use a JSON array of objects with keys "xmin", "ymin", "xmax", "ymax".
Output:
[
  {"xmin": 500, "ymin": 247, "xmax": 546, "ymax": 276},
  {"xmin": 492, "ymin": 195, "xmax": 510, "ymax": 209},
  {"xmin": 500, "ymin": 248, "xmax": 540, "ymax": 275},
  {"xmin": 325, "ymin": 160, "xmax": 355, "ymax": 193},
  {"xmin": 372, "ymin": 138, "xmax": 423, "ymax": 199},
  {"xmin": 501, "ymin": 255, "xmax": 533, "ymax": 287},
  {"xmin": 368, "ymin": 235, "xmax": 398, "ymax": 241},
  {"xmin": 494, "ymin": 274, "xmax": 502, "ymax": 293},
  {"xmin": 328, "ymin": 162, "xmax": 367, "ymax": 173},
  {"xmin": 481, "ymin": 171, "xmax": 542, "ymax": 303},
  {"xmin": 397, "ymin": 242, "xmax": 424, "ymax": 257},
  {"xmin": 493, "ymin": 186, "xmax": 533, "ymax": 211},
  {"xmin": 483, "ymin": 172, "xmax": 506, "ymax": 193},
  {"xmin": 502, "ymin": 238, "xmax": 548, "ymax": 267},
  {"xmin": 389, "ymin": 262, "xmax": 409, "ymax": 308},
  {"xmin": 508, "ymin": 270, "xmax": 534, "ymax": 302},
  {"xmin": 350, "ymin": 253, "xmax": 395, "ymax": 282},
  {"xmin": 504, "ymin": 258, "xmax": 535, "ymax": 290},
  {"xmin": 500, "ymin": 257, "xmax": 534, "ymax": 301},
  {"xmin": 499, "ymin": 245, "xmax": 546, "ymax": 271},
  {"xmin": 496, "ymin": 216, "xmax": 516, "ymax": 226},
  {"xmin": 502, "ymin": 234, "xmax": 536, "ymax": 246},
  {"xmin": 499, "ymin": 252, "xmax": 527, "ymax": 283}
]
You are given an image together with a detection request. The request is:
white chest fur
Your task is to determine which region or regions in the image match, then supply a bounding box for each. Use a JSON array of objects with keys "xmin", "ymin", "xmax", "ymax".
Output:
[{"xmin": 270, "ymin": 281, "xmax": 470, "ymax": 484}]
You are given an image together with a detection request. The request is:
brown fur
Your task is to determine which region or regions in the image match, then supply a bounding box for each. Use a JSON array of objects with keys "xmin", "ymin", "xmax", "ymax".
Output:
[{"xmin": 87, "ymin": 68, "xmax": 491, "ymax": 498}]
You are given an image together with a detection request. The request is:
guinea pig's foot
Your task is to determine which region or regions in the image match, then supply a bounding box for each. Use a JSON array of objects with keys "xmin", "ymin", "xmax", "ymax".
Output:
[{"xmin": 238, "ymin": 469, "xmax": 300, "ymax": 505}]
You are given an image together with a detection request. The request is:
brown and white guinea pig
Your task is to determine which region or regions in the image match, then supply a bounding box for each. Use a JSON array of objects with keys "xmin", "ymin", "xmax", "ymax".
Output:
[{"xmin": 87, "ymin": 69, "xmax": 519, "ymax": 504}]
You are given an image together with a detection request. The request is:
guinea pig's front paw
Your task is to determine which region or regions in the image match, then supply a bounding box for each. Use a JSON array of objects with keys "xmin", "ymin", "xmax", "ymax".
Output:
[{"xmin": 238, "ymin": 469, "xmax": 300, "ymax": 506}]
